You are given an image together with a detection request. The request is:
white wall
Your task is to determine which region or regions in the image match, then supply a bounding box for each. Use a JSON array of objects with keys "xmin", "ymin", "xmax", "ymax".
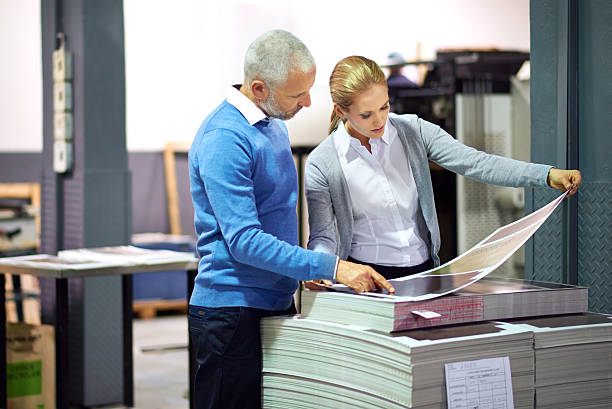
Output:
[
  {"xmin": 0, "ymin": 0, "xmax": 42, "ymax": 152},
  {"xmin": 0, "ymin": 0, "xmax": 530, "ymax": 152}
]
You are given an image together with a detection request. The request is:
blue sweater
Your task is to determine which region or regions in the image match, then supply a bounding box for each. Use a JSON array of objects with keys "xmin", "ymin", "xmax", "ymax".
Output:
[{"xmin": 188, "ymin": 100, "xmax": 337, "ymax": 310}]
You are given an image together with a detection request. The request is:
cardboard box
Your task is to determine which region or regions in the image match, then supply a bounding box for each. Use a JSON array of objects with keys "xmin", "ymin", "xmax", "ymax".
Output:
[{"xmin": 6, "ymin": 323, "xmax": 55, "ymax": 409}]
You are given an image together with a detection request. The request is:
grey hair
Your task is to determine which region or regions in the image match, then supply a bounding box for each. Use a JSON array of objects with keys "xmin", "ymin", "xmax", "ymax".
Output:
[{"xmin": 244, "ymin": 29, "xmax": 315, "ymax": 90}]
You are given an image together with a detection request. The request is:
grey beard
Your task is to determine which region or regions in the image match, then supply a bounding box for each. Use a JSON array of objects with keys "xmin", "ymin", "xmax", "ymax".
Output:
[{"xmin": 260, "ymin": 94, "xmax": 289, "ymax": 120}]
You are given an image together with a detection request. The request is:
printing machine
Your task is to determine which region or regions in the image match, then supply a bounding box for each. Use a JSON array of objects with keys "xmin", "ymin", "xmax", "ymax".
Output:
[{"xmin": 387, "ymin": 50, "xmax": 530, "ymax": 265}]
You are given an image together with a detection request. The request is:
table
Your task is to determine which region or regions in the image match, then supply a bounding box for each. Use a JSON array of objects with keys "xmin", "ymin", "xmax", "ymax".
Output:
[{"xmin": 0, "ymin": 247, "xmax": 198, "ymax": 409}]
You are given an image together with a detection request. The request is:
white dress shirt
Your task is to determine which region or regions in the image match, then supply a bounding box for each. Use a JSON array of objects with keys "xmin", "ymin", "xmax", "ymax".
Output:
[
  {"xmin": 333, "ymin": 119, "xmax": 430, "ymax": 266},
  {"xmin": 226, "ymin": 86, "xmax": 267, "ymax": 125}
]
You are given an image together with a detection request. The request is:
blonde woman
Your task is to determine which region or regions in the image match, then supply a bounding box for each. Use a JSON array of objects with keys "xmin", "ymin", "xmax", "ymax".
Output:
[{"xmin": 305, "ymin": 56, "xmax": 581, "ymax": 280}]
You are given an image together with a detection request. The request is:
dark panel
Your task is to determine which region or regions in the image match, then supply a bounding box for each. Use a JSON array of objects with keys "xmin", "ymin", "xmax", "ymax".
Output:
[
  {"xmin": 526, "ymin": 188, "xmax": 564, "ymax": 283},
  {"xmin": 63, "ymin": 176, "xmax": 85, "ymax": 249},
  {"xmin": 577, "ymin": 182, "xmax": 612, "ymax": 313},
  {"xmin": 577, "ymin": 1, "xmax": 612, "ymax": 313},
  {"xmin": 529, "ymin": 0, "xmax": 567, "ymax": 167},
  {"xmin": 528, "ymin": 0, "xmax": 570, "ymax": 283},
  {"xmin": 578, "ymin": 1, "xmax": 612, "ymax": 181},
  {"xmin": 0, "ymin": 153, "xmax": 42, "ymax": 182},
  {"xmin": 83, "ymin": 170, "xmax": 131, "ymax": 248},
  {"xmin": 82, "ymin": 0, "xmax": 127, "ymax": 170},
  {"xmin": 128, "ymin": 152, "xmax": 169, "ymax": 234},
  {"xmin": 128, "ymin": 152, "xmax": 195, "ymax": 236}
]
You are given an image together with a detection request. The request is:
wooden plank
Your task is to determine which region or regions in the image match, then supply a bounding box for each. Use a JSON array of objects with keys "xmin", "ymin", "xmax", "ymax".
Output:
[
  {"xmin": 0, "ymin": 182, "xmax": 41, "ymax": 243},
  {"xmin": 163, "ymin": 142, "xmax": 192, "ymax": 236},
  {"xmin": 4, "ymin": 273, "xmax": 41, "ymax": 324},
  {"xmin": 0, "ymin": 183, "xmax": 38, "ymax": 199},
  {"xmin": 133, "ymin": 299, "xmax": 187, "ymax": 320},
  {"xmin": 164, "ymin": 144, "xmax": 180, "ymax": 235}
]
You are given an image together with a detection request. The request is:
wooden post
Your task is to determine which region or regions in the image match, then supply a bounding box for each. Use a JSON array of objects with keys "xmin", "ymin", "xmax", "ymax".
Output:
[{"xmin": 163, "ymin": 142, "xmax": 191, "ymax": 236}]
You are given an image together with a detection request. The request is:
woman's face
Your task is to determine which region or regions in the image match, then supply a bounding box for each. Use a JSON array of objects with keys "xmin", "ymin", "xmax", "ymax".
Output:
[{"xmin": 338, "ymin": 84, "xmax": 390, "ymax": 141}]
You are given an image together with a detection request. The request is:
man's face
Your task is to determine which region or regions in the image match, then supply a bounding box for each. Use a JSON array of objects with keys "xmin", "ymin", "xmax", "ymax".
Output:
[{"xmin": 261, "ymin": 68, "xmax": 315, "ymax": 120}]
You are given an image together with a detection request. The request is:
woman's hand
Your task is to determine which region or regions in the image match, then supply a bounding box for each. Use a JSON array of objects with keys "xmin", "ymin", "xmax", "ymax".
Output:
[{"xmin": 547, "ymin": 168, "xmax": 582, "ymax": 196}]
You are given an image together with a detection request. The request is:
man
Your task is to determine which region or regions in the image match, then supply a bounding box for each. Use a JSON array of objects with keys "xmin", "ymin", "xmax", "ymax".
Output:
[
  {"xmin": 188, "ymin": 30, "xmax": 394, "ymax": 409},
  {"xmin": 384, "ymin": 51, "xmax": 418, "ymax": 88}
]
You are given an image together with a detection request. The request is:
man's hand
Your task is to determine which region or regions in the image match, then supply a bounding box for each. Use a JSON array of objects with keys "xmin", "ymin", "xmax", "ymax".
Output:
[
  {"xmin": 335, "ymin": 260, "xmax": 395, "ymax": 294},
  {"xmin": 302, "ymin": 279, "xmax": 333, "ymax": 291},
  {"xmin": 547, "ymin": 168, "xmax": 582, "ymax": 196}
]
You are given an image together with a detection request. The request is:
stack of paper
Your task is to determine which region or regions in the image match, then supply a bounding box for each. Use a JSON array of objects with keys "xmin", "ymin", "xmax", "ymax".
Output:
[
  {"xmin": 300, "ymin": 277, "xmax": 588, "ymax": 333},
  {"xmin": 262, "ymin": 316, "xmax": 535, "ymax": 409},
  {"xmin": 58, "ymin": 245, "xmax": 195, "ymax": 265},
  {"xmin": 498, "ymin": 313, "xmax": 612, "ymax": 408}
]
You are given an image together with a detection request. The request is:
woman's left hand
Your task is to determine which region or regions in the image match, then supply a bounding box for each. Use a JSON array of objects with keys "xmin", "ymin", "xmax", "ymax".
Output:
[{"xmin": 547, "ymin": 168, "xmax": 582, "ymax": 196}]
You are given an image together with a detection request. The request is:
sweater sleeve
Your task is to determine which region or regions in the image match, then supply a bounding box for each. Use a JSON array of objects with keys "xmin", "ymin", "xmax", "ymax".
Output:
[
  {"xmin": 305, "ymin": 154, "xmax": 338, "ymax": 256},
  {"xmin": 197, "ymin": 129, "xmax": 336, "ymax": 281},
  {"xmin": 418, "ymin": 118, "xmax": 552, "ymax": 187}
]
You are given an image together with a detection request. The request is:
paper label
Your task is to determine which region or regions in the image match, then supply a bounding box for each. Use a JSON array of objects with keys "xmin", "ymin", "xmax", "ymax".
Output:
[
  {"xmin": 411, "ymin": 310, "xmax": 442, "ymax": 319},
  {"xmin": 7, "ymin": 360, "xmax": 43, "ymax": 398},
  {"xmin": 445, "ymin": 356, "xmax": 514, "ymax": 409}
]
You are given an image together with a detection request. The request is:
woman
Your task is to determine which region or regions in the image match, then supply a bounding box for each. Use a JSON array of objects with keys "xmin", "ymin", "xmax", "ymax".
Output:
[{"xmin": 305, "ymin": 56, "xmax": 581, "ymax": 280}]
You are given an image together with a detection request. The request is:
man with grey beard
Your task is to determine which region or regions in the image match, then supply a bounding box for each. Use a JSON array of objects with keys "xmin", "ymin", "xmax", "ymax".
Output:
[{"xmin": 187, "ymin": 29, "xmax": 394, "ymax": 409}]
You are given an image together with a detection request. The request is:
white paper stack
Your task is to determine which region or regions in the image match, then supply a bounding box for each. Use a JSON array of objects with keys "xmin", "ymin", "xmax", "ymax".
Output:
[
  {"xmin": 300, "ymin": 277, "xmax": 588, "ymax": 333},
  {"xmin": 262, "ymin": 316, "xmax": 535, "ymax": 409},
  {"xmin": 58, "ymin": 245, "xmax": 195, "ymax": 265},
  {"xmin": 497, "ymin": 313, "xmax": 612, "ymax": 408}
]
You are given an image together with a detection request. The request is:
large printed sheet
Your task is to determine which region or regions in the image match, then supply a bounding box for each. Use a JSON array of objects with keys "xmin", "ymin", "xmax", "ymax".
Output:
[{"xmin": 330, "ymin": 190, "xmax": 569, "ymax": 301}]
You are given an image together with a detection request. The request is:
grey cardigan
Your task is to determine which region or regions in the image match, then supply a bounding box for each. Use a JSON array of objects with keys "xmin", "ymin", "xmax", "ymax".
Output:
[{"xmin": 304, "ymin": 113, "xmax": 552, "ymax": 267}]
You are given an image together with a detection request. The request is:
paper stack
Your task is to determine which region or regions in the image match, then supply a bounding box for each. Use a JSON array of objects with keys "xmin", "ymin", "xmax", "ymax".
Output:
[
  {"xmin": 300, "ymin": 277, "xmax": 588, "ymax": 333},
  {"xmin": 262, "ymin": 316, "xmax": 535, "ymax": 409},
  {"xmin": 498, "ymin": 313, "xmax": 612, "ymax": 408}
]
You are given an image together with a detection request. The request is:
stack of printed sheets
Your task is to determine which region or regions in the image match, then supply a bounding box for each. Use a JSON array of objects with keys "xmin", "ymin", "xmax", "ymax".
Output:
[
  {"xmin": 498, "ymin": 313, "xmax": 612, "ymax": 409},
  {"xmin": 262, "ymin": 316, "xmax": 535, "ymax": 409},
  {"xmin": 300, "ymin": 277, "xmax": 589, "ymax": 333}
]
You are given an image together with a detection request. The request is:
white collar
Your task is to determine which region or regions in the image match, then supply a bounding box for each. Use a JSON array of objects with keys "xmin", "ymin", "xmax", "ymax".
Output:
[
  {"xmin": 226, "ymin": 86, "xmax": 267, "ymax": 125},
  {"xmin": 333, "ymin": 118, "xmax": 395, "ymax": 156}
]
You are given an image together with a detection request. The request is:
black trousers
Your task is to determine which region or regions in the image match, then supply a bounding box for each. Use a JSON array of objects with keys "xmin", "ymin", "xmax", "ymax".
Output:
[
  {"xmin": 188, "ymin": 303, "xmax": 296, "ymax": 409},
  {"xmin": 347, "ymin": 256, "xmax": 434, "ymax": 280}
]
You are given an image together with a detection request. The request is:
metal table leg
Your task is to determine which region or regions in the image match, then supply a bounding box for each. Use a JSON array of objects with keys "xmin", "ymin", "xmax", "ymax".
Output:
[
  {"xmin": 10, "ymin": 276, "xmax": 23, "ymax": 322},
  {"xmin": 1, "ymin": 273, "xmax": 6, "ymax": 409},
  {"xmin": 123, "ymin": 274, "xmax": 134, "ymax": 407},
  {"xmin": 55, "ymin": 278, "xmax": 69, "ymax": 409},
  {"xmin": 187, "ymin": 269, "xmax": 197, "ymax": 409}
]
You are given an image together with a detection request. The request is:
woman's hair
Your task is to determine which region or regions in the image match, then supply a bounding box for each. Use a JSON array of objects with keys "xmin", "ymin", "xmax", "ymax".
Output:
[
  {"xmin": 244, "ymin": 30, "xmax": 315, "ymax": 90},
  {"xmin": 328, "ymin": 56, "xmax": 387, "ymax": 134}
]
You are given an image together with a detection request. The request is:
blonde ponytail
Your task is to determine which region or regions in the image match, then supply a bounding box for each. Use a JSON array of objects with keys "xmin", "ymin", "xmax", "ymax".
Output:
[{"xmin": 329, "ymin": 111, "xmax": 343, "ymax": 134}]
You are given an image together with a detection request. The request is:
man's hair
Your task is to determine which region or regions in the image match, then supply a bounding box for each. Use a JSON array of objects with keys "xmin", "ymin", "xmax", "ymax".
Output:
[{"xmin": 244, "ymin": 30, "xmax": 315, "ymax": 90}]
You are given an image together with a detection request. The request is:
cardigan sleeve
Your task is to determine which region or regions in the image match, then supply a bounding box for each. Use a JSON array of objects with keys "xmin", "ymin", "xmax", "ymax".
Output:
[
  {"xmin": 418, "ymin": 118, "xmax": 552, "ymax": 187},
  {"xmin": 305, "ymin": 153, "xmax": 339, "ymax": 256}
]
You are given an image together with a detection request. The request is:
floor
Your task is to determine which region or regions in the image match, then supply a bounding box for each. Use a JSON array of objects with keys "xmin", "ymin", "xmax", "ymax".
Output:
[{"xmin": 109, "ymin": 314, "xmax": 190, "ymax": 409}]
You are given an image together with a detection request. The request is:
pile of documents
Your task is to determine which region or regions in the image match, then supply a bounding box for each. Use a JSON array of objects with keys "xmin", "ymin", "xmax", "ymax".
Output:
[
  {"xmin": 262, "ymin": 316, "xmax": 535, "ymax": 409},
  {"xmin": 300, "ymin": 277, "xmax": 588, "ymax": 332},
  {"xmin": 0, "ymin": 245, "xmax": 197, "ymax": 272},
  {"xmin": 498, "ymin": 313, "xmax": 612, "ymax": 408}
]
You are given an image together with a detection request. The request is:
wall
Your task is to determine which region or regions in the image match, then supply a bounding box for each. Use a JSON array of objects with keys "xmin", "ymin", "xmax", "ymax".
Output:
[
  {"xmin": 0, "ymin": 0, "xmax": 42, "ymax": 152},
  {"xmin": 123, "ymin": 0, "xmax": 531, "ymax": 150}
]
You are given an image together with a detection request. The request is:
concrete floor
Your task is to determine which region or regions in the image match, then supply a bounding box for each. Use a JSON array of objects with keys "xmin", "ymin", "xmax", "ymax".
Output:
[{"xmin": 109, "ymin": 315, "xmax": 190, "ymax": 409}]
